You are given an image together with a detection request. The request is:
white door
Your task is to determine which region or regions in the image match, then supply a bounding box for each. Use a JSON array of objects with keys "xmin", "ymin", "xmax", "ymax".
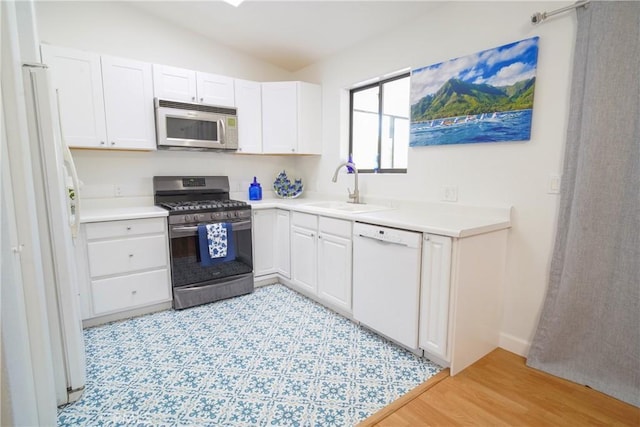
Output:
[
  {"xmin": 262, "ymin": 82, "xmax": 297, "ymax": 154},
  {"xmin": 152, "ymin": 64, "xmax": 196, "ymax": 102},
  {"xmin": 419, "ymin": 234, "xmax": 452, "ymax": 360},
  {"xmin": 318, "ymin": 232, "xmax": 352, "ymax": 312},
  {"xmin": 290, "ymin": 225, "xmax": 317, "ymax": 294},
  {"xmin": 275, "ymin": 209, "xmax": 291, "ymax": 277},
  {"xmin": 196, "ymin": 72, "xmax": 235, "ymax": 107},
  {"xmin": 252, "ymin": 209, "xmax": 276, "ymax": 277},
  {"xmin": 101, "ymin": 56, "xmax": 156, "ymax": 150},
  {"xmin": 234, "ymin": 78, "xmax": 262, "ymax": 153},
  {"xmin": 40, "ymin": 44, "xmax": 107, "ymax": 148}
]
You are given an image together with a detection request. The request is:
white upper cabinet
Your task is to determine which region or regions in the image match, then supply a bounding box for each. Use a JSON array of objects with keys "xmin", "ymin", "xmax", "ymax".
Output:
[
  {"xmin": 234, "ymin": 78, "xmax": 263, "ymax": 154},
  {"xmin": 151, "ymin": 64, "xmax": 197, "ymax": 103},
  {"xmin": 41, "ymin": 45, "xmax": 156, "ymax": 150},
  {"xmin": 41, "ymin": 45, "xmax": 107, "ymax": 148},
  {"xmin": 153, "ymin": 64, "xmax": 235, "ymax": 107},
  {"xmin": 197, "ymin": 72, "xmax": 235, "ymax": 107},
  {"xmin": 261, "ymin": 81, "xmax": 321, "ymax": 155},
  {"xmin": 101, "ymin": 56, "xmax": 155, "ymax": 150}
]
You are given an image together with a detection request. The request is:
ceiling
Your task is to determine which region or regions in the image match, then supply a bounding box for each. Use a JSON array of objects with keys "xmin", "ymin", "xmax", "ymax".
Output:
[{"xmin": 128, "ymin": 1, "xmax": 437, "ymax": 72}]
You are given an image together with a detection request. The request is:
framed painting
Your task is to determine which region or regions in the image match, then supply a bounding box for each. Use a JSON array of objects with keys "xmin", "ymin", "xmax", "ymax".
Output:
[{"xmin": 410, "ymin": 37, "xmax": 539, "ymax": 147}]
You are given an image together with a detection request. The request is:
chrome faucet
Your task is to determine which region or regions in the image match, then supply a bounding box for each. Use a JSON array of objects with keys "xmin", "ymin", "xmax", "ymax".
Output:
[{"xmin": 332, "ymin": 161, "xmax": 360, "ymax": 204}]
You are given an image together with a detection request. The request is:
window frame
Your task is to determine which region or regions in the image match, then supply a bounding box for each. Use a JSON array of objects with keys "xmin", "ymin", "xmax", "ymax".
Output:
[{"xmin": 349, "ymin": 72, "xmax": 411, "ymax": 174}]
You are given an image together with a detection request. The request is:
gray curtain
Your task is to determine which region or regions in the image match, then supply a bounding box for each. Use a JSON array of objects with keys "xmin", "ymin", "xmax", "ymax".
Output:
[{"xmin": 526, "ymin": 1, "xmax": 640, "ymax": 407}]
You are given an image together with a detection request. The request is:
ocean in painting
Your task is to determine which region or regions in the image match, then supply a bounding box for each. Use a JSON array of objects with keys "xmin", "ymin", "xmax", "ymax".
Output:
[{"xmin": 410, "ymin": 109, "xmax": 533, "ymax": 146}]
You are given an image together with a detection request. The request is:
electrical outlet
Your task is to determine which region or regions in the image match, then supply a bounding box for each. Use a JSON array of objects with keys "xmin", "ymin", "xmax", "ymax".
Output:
[
  {"xmin": 114, "ymin": 185, "xmax": 122, "ymax": 197},
  {"xmin": 442, "ymin": 185, "xmax": 458, "ymax": 202},
  {"xmin": 548, "ymin": 174, "xmax": 561, "ymax": 194}
]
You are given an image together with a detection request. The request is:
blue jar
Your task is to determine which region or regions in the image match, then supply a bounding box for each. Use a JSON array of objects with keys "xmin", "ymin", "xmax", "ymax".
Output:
[{"xmin": 249, "ymin": 177, "xmax": 262, "ymax": 200}]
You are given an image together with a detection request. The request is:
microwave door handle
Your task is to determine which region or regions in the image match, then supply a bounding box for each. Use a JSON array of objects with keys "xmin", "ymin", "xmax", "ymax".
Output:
[{"xmin": 219, "ymin": 117, "xmax": 226, "ymax": 145}]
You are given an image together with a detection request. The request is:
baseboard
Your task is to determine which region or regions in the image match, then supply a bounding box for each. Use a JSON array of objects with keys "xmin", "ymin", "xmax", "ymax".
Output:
[{"xmin": 499, "ymin": 332, "xmax": 530, "ymax": 357}]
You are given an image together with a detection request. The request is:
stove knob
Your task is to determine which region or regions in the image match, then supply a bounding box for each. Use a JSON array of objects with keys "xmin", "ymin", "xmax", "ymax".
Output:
[
  {"xmin": 210, "ymin": 213, "xmax": 216, "ymax": 220},
  {"xmin": 184, "ymin": 215, "xmax": 191, "ymax": 223}
]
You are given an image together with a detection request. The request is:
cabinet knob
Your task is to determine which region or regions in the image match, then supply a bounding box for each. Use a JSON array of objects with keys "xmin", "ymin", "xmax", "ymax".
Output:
[
  {"xmin": 110, "ymin": 141, "xmax": 115, "ymax": 146},
  {"xmin": 200, "ymin": 97, "xmax": 204, "ymax": 102},
  {"xmin": 291, "ymin": 148, "xmax": 295, "ymax": 152},
  {"xmin": 191, "ymin": 96, "xmax": 196, "ymax": 101},
  {"xmin": 126, "ymin": 226, "xmax": 132, "ymax": 231},
  {"xmin": 131, "ymin": 290, "xmax": 137, "ymax": 295},
  {"xmin": 100, "ymin": 141, "xmax": 105, "ymax": 145},
  {"xmin": 128, "ymin": 253, "xmax": 134, "ymax": 257}
]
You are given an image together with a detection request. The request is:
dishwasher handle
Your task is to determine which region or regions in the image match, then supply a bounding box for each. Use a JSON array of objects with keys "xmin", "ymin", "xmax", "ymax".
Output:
[{"xmin": 356, "ymin": 233, "xmax": 410, "ymax": 247}]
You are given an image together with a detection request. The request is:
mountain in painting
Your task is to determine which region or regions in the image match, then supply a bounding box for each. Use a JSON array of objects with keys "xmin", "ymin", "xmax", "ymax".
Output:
[{"xmin": 411, "ymin": 77, "xmax": 535, "ymax": 121}]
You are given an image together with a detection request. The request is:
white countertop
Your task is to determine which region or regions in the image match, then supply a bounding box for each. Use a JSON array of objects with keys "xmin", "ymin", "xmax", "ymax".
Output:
[
  {"xmin": 79, "ymin": 196, "xmax": 511, "ymax": 238},
  {"xmin": 80, "ymin": 205, "xmax": 168, "ymax": 223},
  {"xmin": 248, "ymin": 198, "xmax": 511, "ymax": 238}
]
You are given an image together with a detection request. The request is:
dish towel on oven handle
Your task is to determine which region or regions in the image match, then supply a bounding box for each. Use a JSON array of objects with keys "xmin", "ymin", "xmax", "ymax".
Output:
[{"xmin": 197, "ymin": 223, "xmax": 236, "ymax": 266}]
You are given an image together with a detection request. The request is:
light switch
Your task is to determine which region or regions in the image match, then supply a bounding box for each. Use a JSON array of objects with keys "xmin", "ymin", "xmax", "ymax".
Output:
[{"xmin": 548, "ymin": 174, "xmax": 561, "ymax": 194}]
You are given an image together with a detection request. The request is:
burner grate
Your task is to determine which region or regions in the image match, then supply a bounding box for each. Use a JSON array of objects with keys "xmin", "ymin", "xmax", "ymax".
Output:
[{"xmin": 160, "ymin": 200, "xmax": 248, "ymax": 212}]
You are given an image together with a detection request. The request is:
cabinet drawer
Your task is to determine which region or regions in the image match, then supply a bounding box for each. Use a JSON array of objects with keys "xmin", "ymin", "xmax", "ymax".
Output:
[
  {"xmin": 292, "ymin": 211, "xmax": 318, "ymax": 229},
  {"xmin": 85, "ymin": 217, "xmax": 166, "ymax": 240},
  {"xmin": 87, "ymin": 235, "xmax": 168, "ymax": 277},
  {"xmin": 319, "ymin": 216, "xmax": 351, "ymax": 238},
  {"xmin": 91, "ymin": 269, "xmax": 170, "ymax": 315}
]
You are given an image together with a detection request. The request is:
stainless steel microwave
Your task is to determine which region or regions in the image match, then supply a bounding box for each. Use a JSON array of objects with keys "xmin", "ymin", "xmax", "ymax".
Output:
[{"xmin": 154, "ymin": 98, "xmax": 238, "ymax": 151}]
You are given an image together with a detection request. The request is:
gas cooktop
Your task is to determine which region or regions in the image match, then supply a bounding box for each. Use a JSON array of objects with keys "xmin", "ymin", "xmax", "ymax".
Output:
[{"xmin": 159, "ymin": 199, "xmax": 249, "ymax": 212}]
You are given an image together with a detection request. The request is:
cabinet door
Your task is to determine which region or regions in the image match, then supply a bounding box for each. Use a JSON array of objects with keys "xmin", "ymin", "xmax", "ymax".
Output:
[
  {"xmin": 298, "ymin": 82, "xmax": 322, "ymax": 155},
  {"xmin": 275, "ymin": 209, "xmax": 291, "ymax": 278},
  {"xmin": 234, "ymin": 78, "xmax": 262, "ymax": 153},
  {"xmin": 290, "ymin": 225, "xmax": 317, "ymax": 294},
  {"xmin": 196, "ymin": 72, "xmax": 235, "ymax": 107},
  {"xmin": 318, "ymin": 232, "xmax": 352, "ymax": 313},
  {"xmin": 40, "ymin": 45, "xmax": 107, "ymax": 148},
  {"xmin": 152, "ymin": 64, "xmax": 197, "ymax": 102},
  {"xmin": 253, "ymin": 209, "xmax": 276, "ymax": 277},
  {"xmin": 91, "ymin": 268, "xmax": 170, "ymax": 315},
  {"xmin": 87, "ymin": 235, "xmax": 168, "ymax": 277},
  {"xmin": 419, "ymin": 234, "xmax": 452, "ymax": 360},
  {"xmin": 101, "ymin": 56, "xmax": 156, "ymax": 150},
  {"xmin": 262, "ymin": 82, "xmax": 298, "ymax": 154}
]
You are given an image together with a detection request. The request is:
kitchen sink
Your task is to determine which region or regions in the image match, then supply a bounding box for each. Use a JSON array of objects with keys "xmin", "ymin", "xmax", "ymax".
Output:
[{"xmin": 303, "ymin": 201, "xmax": 392, "ymax": 214}]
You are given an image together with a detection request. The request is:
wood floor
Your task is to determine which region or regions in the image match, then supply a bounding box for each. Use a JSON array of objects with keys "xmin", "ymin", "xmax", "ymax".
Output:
[{"xmin": 359, "ymin": 348, "xmax": 640, "ymax": 426}]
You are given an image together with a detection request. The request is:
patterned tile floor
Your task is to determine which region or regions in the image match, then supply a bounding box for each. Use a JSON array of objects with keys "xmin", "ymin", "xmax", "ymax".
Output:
[{"xmin": 58, "ymin": 284, "xmax": 441, "ymax": 426}]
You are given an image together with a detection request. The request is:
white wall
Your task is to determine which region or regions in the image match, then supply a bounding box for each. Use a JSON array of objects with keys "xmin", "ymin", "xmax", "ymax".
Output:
[
  {"xmin": 34, "ymin": 1, "xmax": 300, "ymax": 200},
  {"xmin": 294, "ymin": 1, "xmax": 577, "ymax": 355}
]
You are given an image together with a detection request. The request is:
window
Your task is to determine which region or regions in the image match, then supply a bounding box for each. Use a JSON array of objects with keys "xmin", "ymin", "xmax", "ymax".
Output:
[{"xmin": 349, "ymin": 73, "xmax": 410, "ymax": 173}]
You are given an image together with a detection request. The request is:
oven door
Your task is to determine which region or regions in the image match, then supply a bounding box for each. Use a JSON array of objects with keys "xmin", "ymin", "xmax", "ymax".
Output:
[{"xmin": 169, "ymin": 219, "xmax": 253, "ymax": 289}]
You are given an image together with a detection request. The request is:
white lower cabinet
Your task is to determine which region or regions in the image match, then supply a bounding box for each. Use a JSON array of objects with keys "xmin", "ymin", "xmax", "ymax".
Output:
[
  {"xmin": 275, "ymin": 210, "xmax": 291, "ymax": 277},
  {"xmin": 78, "ymin": 217, "xmax": 171, "ymax": 321},
  {"xmin": 419, "ymin": 234, "xmax": 452, "ymax": 361},
  {"xmin": 253, "ymin": 209, "xmax": 290, "ymax": 278},
  {"xmin": 253, "ymin": 209, "xmax": 277, "ymax": 277},
  {"xmin": 290, "ymin": 213, "xmax": 318, "ymax": 294},
  {"xmin": 317, "ymin": 217, "xmax": 352, "ymax": 313},
  {"xmin": 290, "ymin": 212, "xmax": 352, "ymax": 314},
  {"xmin": 418, "ymin": 229, "xmax": 508, "ymax": 375}
]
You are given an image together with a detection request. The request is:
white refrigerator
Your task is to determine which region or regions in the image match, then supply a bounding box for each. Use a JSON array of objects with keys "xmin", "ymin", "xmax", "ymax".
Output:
[{"xmin": 21, "ymin": 63, "xmax": 87, "ymax": 405}]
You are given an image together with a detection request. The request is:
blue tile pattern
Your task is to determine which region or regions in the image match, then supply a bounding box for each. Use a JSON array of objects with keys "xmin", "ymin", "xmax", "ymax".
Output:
[{"xmin": 58, "ymin": 284, "xmax": 441, "ymax": 426}]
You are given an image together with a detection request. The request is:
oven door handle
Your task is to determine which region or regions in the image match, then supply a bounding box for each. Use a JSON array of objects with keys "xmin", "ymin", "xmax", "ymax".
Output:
[
  {"xmin": 172, "ymin": 226, "xmax": 199, "ymax": 232},
  {"xmin": 170, "ymin": 220, "xmax": 252, "ymax": 235}
]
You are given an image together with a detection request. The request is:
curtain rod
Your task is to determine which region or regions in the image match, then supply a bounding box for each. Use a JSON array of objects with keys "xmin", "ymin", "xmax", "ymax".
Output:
[{"xmin": 531, "ymin": 0, "xmax": 590, "ymax": 25}]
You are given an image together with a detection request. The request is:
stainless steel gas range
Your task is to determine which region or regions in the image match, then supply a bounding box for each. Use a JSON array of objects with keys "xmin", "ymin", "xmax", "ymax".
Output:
[{"xmin": 153, "ymin": 176, "xmax": 253, "ymax": 309}]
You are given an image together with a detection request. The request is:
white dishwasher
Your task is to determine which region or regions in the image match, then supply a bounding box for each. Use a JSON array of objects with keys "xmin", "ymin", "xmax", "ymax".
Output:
[{"xmin": 352, "ymin": 222, "xmax": 422, "ymax": 350}]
